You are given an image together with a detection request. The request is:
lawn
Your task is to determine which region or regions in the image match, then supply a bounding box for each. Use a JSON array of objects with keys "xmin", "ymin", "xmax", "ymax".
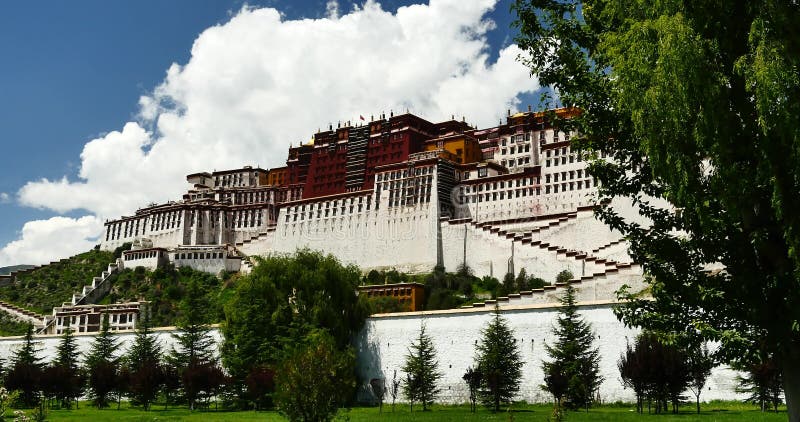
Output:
[{"xmin": 13, "ymin": 402, "xmax": 786, "ymax": 422}]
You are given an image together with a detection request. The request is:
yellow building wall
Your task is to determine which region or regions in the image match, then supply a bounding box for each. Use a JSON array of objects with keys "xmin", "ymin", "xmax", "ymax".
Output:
[{"xmin": 425, "ymin": 137, "xmax": 482, "ymax": 164}]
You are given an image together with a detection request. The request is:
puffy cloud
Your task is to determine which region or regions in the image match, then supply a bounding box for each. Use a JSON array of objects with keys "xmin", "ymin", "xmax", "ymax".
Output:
[
  {"xmin": 0, "ymin": 193, "xmax": 9, "ymax": 204},
  {"xmin": 0, "ymin": 216, "xmax": 103, "ymax": 266},
  {"xmin": 10, "ymin": 0, "xmax": 539, "ymax": 263}
]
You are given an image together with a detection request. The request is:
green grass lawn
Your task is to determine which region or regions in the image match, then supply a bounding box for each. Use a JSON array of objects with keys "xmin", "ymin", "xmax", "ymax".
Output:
[{"xmin": 13, "ymin": 402, "xmax": 785, "ymax": 422}]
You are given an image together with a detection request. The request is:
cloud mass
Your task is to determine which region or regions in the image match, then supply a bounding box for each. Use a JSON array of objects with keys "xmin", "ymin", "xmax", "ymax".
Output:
[{"xmin": 9, "ymin": 0, "xmax": 538, "ymax": 265}]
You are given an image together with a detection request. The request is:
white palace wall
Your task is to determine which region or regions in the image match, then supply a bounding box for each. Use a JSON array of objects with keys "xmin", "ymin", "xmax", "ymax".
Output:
[
  {"xmin": 358, "ymin": 301, "xmax": 744, "ymax": 404},
  {"xmin": 0, "ymin": 303, "xmax": 743, "ymax": 405}
]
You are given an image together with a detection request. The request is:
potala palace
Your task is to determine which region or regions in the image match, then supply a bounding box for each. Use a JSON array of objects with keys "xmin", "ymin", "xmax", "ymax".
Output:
[
  {"xmin": 4, "ymin": 107, "xmax": 745, "ymax": 404},
  {"xmin": 100, "ymin": 108, "xmax": 645, "ymax": 306}
]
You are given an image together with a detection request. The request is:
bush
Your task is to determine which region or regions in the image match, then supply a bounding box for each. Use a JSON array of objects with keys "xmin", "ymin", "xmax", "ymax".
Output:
[{"xmin": 274, "ymin": 332, "xmax": 356, "ymax": 421}]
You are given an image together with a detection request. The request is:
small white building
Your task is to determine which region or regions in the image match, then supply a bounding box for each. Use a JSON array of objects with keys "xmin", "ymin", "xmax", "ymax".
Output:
[
  {"xmin": 170, "ymin": 245, "xmax": 242, "ymax": 274},
  {"xmin": 43, "ymin": 301, "xmax": 147, "ymax": 335},
  {"xmin": 121, "ymin": 247, "xmax": 169, "ymax": 271}
]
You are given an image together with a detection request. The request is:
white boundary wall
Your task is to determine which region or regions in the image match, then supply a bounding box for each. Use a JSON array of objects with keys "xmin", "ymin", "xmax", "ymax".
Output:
[
  {"xmin": 355, "ymin": 301, "xmax": 744, "ymax": 404},
  {"xmin": 0, "ymin": 302, "xmax": 743, "ymax": 405}
]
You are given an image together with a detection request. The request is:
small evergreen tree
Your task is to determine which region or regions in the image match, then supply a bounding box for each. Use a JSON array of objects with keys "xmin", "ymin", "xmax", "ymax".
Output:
[
  {"xmin": 52, "ymin": 324, "xmax": 83, "ymax": 408},
  {"xmin": 168, "ymin": 277, "xmax": 216, "ymax": 410},
  {"xmin": 5, "ymin": 323, "xmax": 43, "ymax": 407},
  {"xmin": 515, "ymin": 269, "xmax": 529, "ymax": 292},
  {"xmin": 737, "ymin": 355, "xmax": 783, "ymax": 412},
  {"xmin": 542, "ymin": 284, "xmax": 602, "ymax": 410},
  {"xmin": 124, "ymin": 315, "xmax": 164, "ymax": 410},
  {"xmin": 401, "ymin": 322, "xmax": 442, "ymax": 411},
  {"xmin": 474, "ymin": 304, "xmax": 523, "ymax": 412},
  {"xmin": 85, "ymin": 314, "xmax": 120, "ymax": 409}
]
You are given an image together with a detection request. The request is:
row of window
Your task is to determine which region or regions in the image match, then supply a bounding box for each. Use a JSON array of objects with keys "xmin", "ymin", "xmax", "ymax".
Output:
[
  {"xmin": 500, "ymin": 144, "xmax": 532, "ymax": 155},
  {"xmin": 174, "ymin": 251, "xmax": 226, "ymax": 260},
  {"xmin": 376, "ymin": 166, "xmax": 433, "ymax": 182},
  {"xmin": 125, "ymin": 250, "xmax": 163, "ymax": 261},
  {"xmin": 545, "ymin": 170, "xmax": 586, "ymax": 183},
  {"xmin": 462, "ymin": 177, "xmax": 538, "ymax": 193},
  {"xmin": 544, "ymin": 179, "xmax": 594, "ymax": 194},
  {"xmin": 284, "ymin": 195, "xmax": 374, "ymax": 222}
]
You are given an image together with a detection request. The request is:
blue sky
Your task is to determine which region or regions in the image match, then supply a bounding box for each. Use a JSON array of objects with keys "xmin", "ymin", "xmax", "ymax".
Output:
[{"xmin": 0, "ymin": 0, "xmax": 539, "ymax": 265}]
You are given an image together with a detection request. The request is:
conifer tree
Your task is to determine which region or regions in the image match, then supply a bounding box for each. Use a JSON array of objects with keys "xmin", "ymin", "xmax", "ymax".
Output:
[
  {"xmin": 5, "ymin": 323, "xmax": 43, "ymax": 407},
  {"xmin": 474, "ymin": 304, "xmax": 523, "ymax": 412},
  {"xmin": 168, "ymin": 277, "xmax": 216, "ymax": 410},
  {"xmin": 51, "ymin": 323, "xmax": 83, "ymax": 408},
  {"xmin": 542, "ymin": 284, "xmax": 602, "ymax": 410},
  {"xmin": 124, "ymin": 314, "xmax": 164, "ymax": 411},
  {"xmin": 401, "ymin": 322, "xmax": 442, "ymax": 411},
  {"xmin": 85, "ymin": 314, "xmax": 120, "ymax": 409}
]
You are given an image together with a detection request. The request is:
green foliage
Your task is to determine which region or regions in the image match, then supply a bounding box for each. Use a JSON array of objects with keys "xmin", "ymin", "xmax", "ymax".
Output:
[
  {"xmin": 401, "ymin": 322, "xmax": 442, "ymax": 411},
  {"xmin": 5, "ymin": 324, "xmax": 43, "ymax": 407},
  {"xmin": 368, "ymin": 295, "xmax": 407, "ymax": 314},
  {"xmin": 49, "ymin": 326, "xmax": 83, "ymax": 408},
  {"xmin": 474, "ymin": 305, "xmax": 523, "ymax": 412},
  {"xmin": 273, "ymin": 331, "xmax": 356, "ymax": 422},
  {"xmin": 513, "ymin": 0, "xmax": 800, "ymax": 413},
  {"xmin": 618, "ymin": 332, "xmax": 691, "ymax": 414},
  {"xmin": 112, "ymin": 243, "xmax": 132, "ymax": 259},
  {"xmin": 736, "ymin": 355, "xmax": 784, "ymax": 413},
  {"xmin": 542, "ymin": 285, "xmax": 602, "ymax": 411},
  {"xmin": 167, "ymin": 277, "xmax": 219, "ymax": 410},
  {"xmin": 0, "ymin": 313, "xmax": 29, "ymax": 337},
  {"xmin": 84, "ymin": 314, "xmax": 121, "ymax": 409},
  {"xmin": 221, "ymin": 249, "xmax": 369, "ymax": 404},
  {"xmin": 124, "ymin": 317, "xmax": 164, "ymax": 411},
  {"xmin": 0, "ymin": 249, "xmax": 115, "ymax": 314},
  {"xmin": 109, "ymin": 265, "xmax": 230, "ymax": 327},
  {"xmin": 462, "ymin": 367, "xmax": 482, "ymax": 413},
  {"xmin": 555, "ymin": 270, "xmax": 574, "ymax": 285}
]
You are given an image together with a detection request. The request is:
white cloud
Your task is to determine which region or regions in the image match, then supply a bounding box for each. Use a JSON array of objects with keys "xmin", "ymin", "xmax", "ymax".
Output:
[
  {"xmin": 0, "ymin": 193, "xmax": 9, "ymax": 204},
  {"xmin": 9, "ymin": 0, "xmax": 538, "ymax": 263},
  {"xmin": 0, "ymin": 216, "xmax": 103, "ymax": 266}
]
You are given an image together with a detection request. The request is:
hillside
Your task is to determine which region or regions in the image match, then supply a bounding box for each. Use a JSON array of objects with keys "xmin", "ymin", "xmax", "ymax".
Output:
[
  {"xmin": 103, "ymin": 265, "xmax": 236, "ymax": 327},
  {"xmin": 0, "ymin": 249, "xmax": 116, "ymax": 314},
  {"xmin": 0, "ymin": 265, "xmax": 35, "ymax": 276}
]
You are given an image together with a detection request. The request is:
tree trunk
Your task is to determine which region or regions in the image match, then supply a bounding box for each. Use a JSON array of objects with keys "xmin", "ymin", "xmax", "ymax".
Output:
[
  {"xmin": 782, "ymin": 351, "xmax": 800, "ymax": 422},
  {"xmin": 696, "ymin": 394, "xmax": 700, "ymax": 414}
]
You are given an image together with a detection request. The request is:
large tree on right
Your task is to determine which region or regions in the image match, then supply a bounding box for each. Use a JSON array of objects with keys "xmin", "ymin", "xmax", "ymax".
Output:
[{"xmin": 513, "ymin": 0, "xmax": 800, "ymax": 419}]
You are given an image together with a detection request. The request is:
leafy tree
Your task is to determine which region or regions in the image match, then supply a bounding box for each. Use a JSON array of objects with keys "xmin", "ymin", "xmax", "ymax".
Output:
[
  {"xmin": 221, "ymin": 249, "xmax": 369, "ymax": 402},
  {"xmin": 5, "ymin": 323, "xmax": 43, "ymax": 407},
  {"xmin": 513, "ymin": 0, "xmax": 800, "ymax": 418},
  {"xmin": 542, "ymin": 284, "xmax": 602, "ymax": 410},
  {"xmin": 85, "ymin": 314, "xmax": 120, "ymax": 409},
  {"xmin": 124, "ymin": 316, "xmax": 164, "ymax": 410},
  {"xmin": 244, "ymin": 366, "xmax": 275, "ymax": 410},
  {"xmin": 390, "ymin": 370, "xmax": 401, "ymax": 412},
  {"xmin": 555, "ymin": 270, "xmax": 573, "ymax": 285},
  {"xmin": 617, "ymin": 332, "xmax": 690, "ymax": 414},
  {"xmin": 686, "ymin": 342, "xmax": 715, "ymax": 414},
  {"xmin": 462, "ymin": 367, "xmax": 482, "ymax": 413},
  {"xmin": 168, "ymin": 277, "xmax": 216, "ymax": 410},
  {"xmin": 401, "ymin": 322, "xmax": 442, "ymax": 411},
  {"xmin": 474, "ymin": 304, "xmax": 523, "ymax": 411},
  {"xmin": 273, "ymin": 331, "xmax": 356, "ymax": 422},
  {"xmin": 51, "ymin": 325, "xmax": 83, "ymax": 408},
  {"xmin": 369, "ymin": 378, "xmax": 385, "ymax": 413}
]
